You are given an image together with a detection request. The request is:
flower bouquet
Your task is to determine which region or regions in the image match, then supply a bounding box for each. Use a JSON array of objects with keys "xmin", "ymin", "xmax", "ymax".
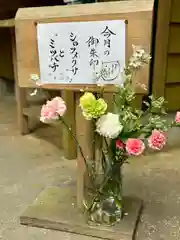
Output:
[{"xmin": 39, "ymin": 45, "xmax": 180, "ymax": 226}]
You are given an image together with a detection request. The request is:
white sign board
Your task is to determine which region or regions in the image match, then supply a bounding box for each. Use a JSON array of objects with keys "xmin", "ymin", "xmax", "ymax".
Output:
[{"xmin": 37, "ymin": 20, "xmax": 126, "ymax": 85}]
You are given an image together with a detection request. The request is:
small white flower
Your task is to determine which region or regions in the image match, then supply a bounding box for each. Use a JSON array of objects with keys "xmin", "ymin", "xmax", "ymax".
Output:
[
  {"xmin": 30, "ymin": 89, "xmax": 38, "ymax": 96},
  {"xmin": 97, "ymin": 83, "xmax": 104, "ymax": 87},
  {"xmin": 136, "ymin": 82, "xmax": 148, "ymax": 91},
  {"xmin": 129, "ymin": 45, "xmax": 151, "ymax": 69},
  {"xmin": 96, "ymin": 113, "xmax": 123, "ymax": 139},
  {"xmin": 30, "ymin": 74, "xmax": 40, "ymax": 82},
  {"xmin": 36, "ymin": 81, "xmax": 42, "ymax": 86}
]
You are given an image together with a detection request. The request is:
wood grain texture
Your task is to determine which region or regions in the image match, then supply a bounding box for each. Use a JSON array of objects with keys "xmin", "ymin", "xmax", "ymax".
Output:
[
  {"xmin": 152, "ymin": 0, "xmax": 172, "ymax": 97},
  {"xmin": 166, "ymin": 55, "xmax": 180, "ymax": 83},
  {"xmin": 75, "ymin": 92, "xmax": 94, "ymax": 209},
  {"xmin": 61, "ymin": 91, "xmax": 77, "ymax": 160},
  {"xmin": 165, "ymin": 84, "xmax": 180, "ymax": 111},
  {"xmin": 11, "ymin": 29, "xmax": 29, "ymax": 134},
  {"xmin": 171, "ymin": 0, "xmax": 180, "ymax": 23},
  {"xmin": 16, "ymin": 1, "xmax": 153, "ymax": 19},
  {"xmin": 168, "ymin": 24, "xmax": 180, "ymax": 53}
]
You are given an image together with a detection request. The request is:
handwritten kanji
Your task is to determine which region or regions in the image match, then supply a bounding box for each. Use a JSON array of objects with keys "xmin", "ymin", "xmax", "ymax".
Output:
[
  {"xmin": 101, "ymin": 26, "xmax": 116, "ymax": 38},
  {"xmin": 86, "ymin": 36, "xmax": 99, "ymax": 47},
  {"xmin": 49, "ymin": 62, "xmax": 59, "ymax": 72},
  {"xmin": 90, "ymin": 48, "xmax": 99, "ymax": 58}
]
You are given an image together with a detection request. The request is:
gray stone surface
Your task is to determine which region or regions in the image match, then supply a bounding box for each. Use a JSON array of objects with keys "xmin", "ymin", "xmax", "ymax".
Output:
[{"xmin": 1, "ymin": 96, "xmax": 180, "ymax": 239}]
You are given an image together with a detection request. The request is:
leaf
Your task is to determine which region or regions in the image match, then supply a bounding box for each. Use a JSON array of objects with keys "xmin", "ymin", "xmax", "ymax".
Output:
[{"xmin": 101, "ymin": 150, "xmax": 106, "ymax": 172}]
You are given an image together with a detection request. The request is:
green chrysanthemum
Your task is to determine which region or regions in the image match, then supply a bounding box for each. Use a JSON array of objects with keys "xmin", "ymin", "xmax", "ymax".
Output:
[
  {"xmin": 80, "ymin": 92, "xmax": 96, "ymax": 109},
  {"xmin": 80, "ymin": 92, "xmax": 107, "ymax": 120}
]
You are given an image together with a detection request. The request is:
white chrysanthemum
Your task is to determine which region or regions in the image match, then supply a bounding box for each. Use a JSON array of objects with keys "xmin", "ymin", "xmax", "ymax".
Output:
[{"xmin": 96, "ymin": 113, "xmax": 123, "ymax": 139}]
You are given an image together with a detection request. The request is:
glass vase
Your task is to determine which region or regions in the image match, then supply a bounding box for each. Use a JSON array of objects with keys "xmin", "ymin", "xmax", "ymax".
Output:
[{"xmin": 84, "ymin": 160, "xmax": 124, "ymax": 226}]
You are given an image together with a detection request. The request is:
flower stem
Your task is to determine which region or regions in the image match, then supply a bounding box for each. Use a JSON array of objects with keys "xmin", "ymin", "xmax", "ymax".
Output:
[{"xmin": 60, "ymin": 117, "xmax": 89, "ymax": 170}]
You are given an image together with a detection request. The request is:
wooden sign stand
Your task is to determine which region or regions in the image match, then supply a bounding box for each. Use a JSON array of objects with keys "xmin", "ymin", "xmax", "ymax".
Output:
[
  {"xmin": 17, "ymin": 1, "xmax": 154, "ymax": 239},
  {"xmin": 15, "ymin": 0, "xmax": 153, "ymax": 156}
]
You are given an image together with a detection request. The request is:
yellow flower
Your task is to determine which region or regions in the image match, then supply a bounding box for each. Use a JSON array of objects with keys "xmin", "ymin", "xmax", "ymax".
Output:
[
  {"xmin": 79, "ymin": 92, "xmax": 107, "ymax": 120},
  {"xmin": 79, "ymin": 92, "xmax": 96, "ymax": 110}
]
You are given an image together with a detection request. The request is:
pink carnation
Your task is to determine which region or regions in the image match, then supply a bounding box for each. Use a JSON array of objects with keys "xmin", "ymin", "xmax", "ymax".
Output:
[
  {"xmin": 175, "ymin": 112, "xmax": 180, "ymax": 123},
  {"xmin": 148, "ymin": 130, "xmax": 166, "ymax": 150},
  {"xmin": 40, "ymin": 97, "xmax": 66, "ymax": 123},
  {"xmin": 116, "ymin": 139, "xmax": 125, "ymax": 150},
  {"xmin": 125, "ymin": 138, "xmax": 145, "ymax": 156}
]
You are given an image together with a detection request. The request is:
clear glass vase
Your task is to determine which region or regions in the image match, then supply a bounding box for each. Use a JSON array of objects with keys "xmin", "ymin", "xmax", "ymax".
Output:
[{"xmin": 84, "ymin": 160, "xmax": 124, "ymax": 226}]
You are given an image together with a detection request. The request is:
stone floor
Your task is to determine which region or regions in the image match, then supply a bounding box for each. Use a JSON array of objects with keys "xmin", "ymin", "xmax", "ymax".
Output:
[{"xmin": 1, "ymin": 95, "xmax": 180, "ymax": 240}]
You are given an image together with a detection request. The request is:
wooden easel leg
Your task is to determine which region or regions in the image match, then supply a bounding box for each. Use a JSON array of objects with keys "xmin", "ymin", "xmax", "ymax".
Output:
[
  {"xmin": 15, "ymin": 87, "xmax": 29, "ymax": 134},
  {"xmin": 133, "ymin": 93, "xmax": 144, "ymax": 109},
  {"xmin": 75, "ymin": 92, "xmax": 94, "ymax": 210},
  {"xmin": 11, "ymin": 28, "xmax": 29, "ymax": 135},
  {"xmin": 62, "ymin": 90, "xmax": 77, "ymax": 160}
]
